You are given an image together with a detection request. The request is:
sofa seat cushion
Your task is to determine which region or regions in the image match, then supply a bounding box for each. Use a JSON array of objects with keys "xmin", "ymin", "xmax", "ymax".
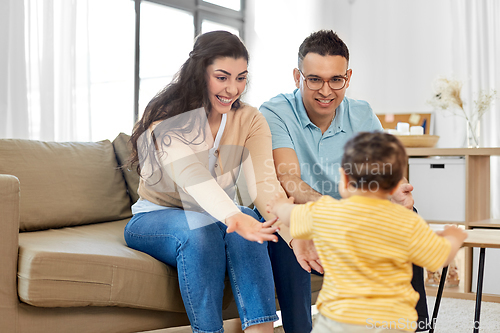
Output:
[{"xmin": 17, "ymin": 219, "xmax": 189, "ymax": 312}]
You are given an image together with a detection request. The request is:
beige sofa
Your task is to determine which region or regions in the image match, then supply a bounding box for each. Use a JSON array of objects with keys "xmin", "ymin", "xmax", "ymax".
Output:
[{"xmin": 0, "ymin": 134, "xmax": 322, "ymax": 333}]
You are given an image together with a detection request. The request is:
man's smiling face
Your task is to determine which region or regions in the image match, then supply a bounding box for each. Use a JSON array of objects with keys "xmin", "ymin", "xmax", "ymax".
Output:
[{"xmin": 294, "ymin": 53, "xmax": 351, "ymax": 123}]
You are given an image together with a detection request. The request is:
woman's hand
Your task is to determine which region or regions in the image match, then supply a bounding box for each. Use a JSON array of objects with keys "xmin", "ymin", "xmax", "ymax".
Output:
[{"xmin": 226, "ymin": 213, "xmax": 279, "ymax": 243}]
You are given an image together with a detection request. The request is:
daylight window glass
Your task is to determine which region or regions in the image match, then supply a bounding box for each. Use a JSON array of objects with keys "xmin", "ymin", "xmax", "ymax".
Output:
[{"xmin": 203, "ymin": 0, "xmax": 241, "ymax": 11}]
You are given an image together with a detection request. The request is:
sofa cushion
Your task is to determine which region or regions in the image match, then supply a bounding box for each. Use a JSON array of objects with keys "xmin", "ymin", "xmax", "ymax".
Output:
[
  {"xmin": 18, "ymin": 219, "xmax": 189, "ymax": 311},
  {"xmin": 0, "ymin": 139, "xmax": 132, "ymax": 231},
  {"xmin": 112, "ymin": 133, "xmax": 140, "ymax": 204}
]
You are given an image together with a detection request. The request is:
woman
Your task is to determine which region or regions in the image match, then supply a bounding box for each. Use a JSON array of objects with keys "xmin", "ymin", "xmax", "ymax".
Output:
[{"xmin": 125, "ymin": 31, "xmax": 287, "ymax": 333}]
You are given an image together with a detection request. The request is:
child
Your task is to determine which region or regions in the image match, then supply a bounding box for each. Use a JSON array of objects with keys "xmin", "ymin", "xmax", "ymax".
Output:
[{"xmin": 267, "ymin": 132, "xmax": 467, "ymax": 333}]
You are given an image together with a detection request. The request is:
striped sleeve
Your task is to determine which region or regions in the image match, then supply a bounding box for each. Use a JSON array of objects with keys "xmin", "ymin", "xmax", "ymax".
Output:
[
  {"xmin": 408, "ymin": 216, "xmax": 451, "ymax": 272},
  {"xmin": 290, "ymin": 200, "xmax": 316, "ymax": 240}
]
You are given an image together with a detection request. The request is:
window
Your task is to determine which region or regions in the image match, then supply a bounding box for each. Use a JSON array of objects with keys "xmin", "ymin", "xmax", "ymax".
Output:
[
  {"xmin": 23, "ymin": 0, "xmax": 136, "ymax": 142},
  {"xmin": 133, "ymin": 0, "xmax": 245, "ymax": 123},
  {"xmin": 203, "ymin": 0, "xmax": 241, "ymax": 11},
  {"xmin": 18, "ymin": 0, "xmax": 243, "ymax": 142},
  {"xmin": 201, "ymin": 20, "xmax": 240, "ymax": 35},
  {"xmin": 138, "ymin": 3, "xmax": 194, "ymax": 118},
  {"xmin": 88, "ymin": 0, "xmax": 135, "ymax": 141}
]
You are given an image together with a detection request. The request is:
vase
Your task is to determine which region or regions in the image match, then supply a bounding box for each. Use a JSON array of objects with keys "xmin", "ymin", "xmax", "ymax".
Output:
[{"xmin": 466, "ymin": 119, "xmax": 480, "ymax": 148}]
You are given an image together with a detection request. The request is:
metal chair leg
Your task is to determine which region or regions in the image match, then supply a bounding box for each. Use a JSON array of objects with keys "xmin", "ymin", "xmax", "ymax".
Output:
[
  {"xmin": 473, "ymin": 248, "xmax": 486, "ymax": 333},
  {"xmin": 429, "ymin": 265, "xmax": 449, "ymax": 333}
]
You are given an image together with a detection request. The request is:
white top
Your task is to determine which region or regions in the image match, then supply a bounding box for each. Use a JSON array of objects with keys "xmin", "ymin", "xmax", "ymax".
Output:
[{"xmin": 208, "ymin": 113, "xmax": 227, "ymax": 177}]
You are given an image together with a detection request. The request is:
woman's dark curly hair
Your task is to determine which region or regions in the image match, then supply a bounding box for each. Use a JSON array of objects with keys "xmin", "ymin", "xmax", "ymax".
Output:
[{"xmin": 127, "ymin": 31, "xmax": 249, "ymax": 174}]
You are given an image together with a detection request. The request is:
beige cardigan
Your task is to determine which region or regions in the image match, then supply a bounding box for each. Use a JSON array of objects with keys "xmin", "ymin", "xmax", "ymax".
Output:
[{"xmin": 137, "ymin": 105, "xmax": 291, "ymax": 242}]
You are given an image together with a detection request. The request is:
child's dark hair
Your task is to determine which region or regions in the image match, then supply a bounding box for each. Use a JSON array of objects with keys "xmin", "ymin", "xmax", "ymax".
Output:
[{"xmin": 341, "ymin": 132, "xmax": 407, "ymax": 191}]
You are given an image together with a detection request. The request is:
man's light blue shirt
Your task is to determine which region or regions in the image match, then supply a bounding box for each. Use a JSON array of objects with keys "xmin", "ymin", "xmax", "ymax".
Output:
[{"xmin": 260, "ymin": 89, "xmax": 383, "ymax": 199}]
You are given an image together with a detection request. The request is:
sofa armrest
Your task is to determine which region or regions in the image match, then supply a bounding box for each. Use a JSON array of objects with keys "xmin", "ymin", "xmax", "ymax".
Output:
[{"xmin": 0, "ymin": 174, "xmax": 20, "ymax": 331}]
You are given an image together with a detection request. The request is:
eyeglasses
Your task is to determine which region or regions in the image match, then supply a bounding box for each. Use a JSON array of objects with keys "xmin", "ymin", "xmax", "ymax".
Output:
[{"xmin": 298, "ymin": 70, "xmax": 348, "ymax": 91}]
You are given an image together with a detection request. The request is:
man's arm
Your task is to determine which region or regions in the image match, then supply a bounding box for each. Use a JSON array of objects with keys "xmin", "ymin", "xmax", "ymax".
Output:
[
  {"xmin": 272, "ymin": 147, "xmax": 324, "ymax": 274},
  {"xmin": 273, "ymin": 148, "xmax": 322, "ymax": 204}
]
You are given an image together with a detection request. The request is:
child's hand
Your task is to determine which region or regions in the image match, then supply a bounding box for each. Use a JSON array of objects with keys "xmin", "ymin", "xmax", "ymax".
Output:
[
  {"xmin": 440, "ymin": 225, "xmax": 468, "ymax": 243},
  {"xmin": 439, "ymin": 224, "xmax": 468, "ymax": 267},
  {"xmin": 266, "ymin": 193, "xmax": 294, "ymax": 218}
]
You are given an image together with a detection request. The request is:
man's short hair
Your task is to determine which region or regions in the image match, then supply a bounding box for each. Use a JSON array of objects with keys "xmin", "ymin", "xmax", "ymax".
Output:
[
  {"xmin": 298, "ymin": 30, "xmax": 349, "ymax": 69},
  {"xmin": 341, "ymin": 132, "xmax": 407, "ymax": 192}
]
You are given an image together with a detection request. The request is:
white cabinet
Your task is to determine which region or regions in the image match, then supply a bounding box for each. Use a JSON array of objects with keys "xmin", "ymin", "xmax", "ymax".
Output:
[{"xmin": 409, "ymin": 157, "xmax": 466, "ymax": 222}]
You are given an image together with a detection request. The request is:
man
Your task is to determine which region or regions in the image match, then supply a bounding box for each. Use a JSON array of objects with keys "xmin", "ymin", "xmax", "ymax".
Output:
[{"xmin": 259, "ymin": 30, "xmax": 428, "ymax": 333}]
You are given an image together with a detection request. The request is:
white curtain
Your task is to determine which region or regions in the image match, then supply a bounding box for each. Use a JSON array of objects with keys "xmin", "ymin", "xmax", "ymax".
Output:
[
  {"xmin": 0, "ymin": 0, "xmax": 29, "ymax": 139},
  {"xmin": 451, "ymin": 0, "xmax": 500, "ymax": 218},
  {"xmin": 0, "ymin": 0, "xmax": 91, "ymax": 141}
]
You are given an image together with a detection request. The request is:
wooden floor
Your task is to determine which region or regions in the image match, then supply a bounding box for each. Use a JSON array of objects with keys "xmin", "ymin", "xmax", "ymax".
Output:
[{"xmin": 139, "ymin": 318, "xmax": 244, "ymax": 333}]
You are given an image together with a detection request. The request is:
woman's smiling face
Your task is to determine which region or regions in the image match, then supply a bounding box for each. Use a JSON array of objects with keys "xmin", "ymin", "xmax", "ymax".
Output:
[{"xmin": 206, "ymin": 57, "xmax": 248, "ymax": 115}]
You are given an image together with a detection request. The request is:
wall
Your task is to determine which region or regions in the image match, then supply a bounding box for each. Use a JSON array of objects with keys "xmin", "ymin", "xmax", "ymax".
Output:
[
  {"xmin": 244, "ymin": 0, "xmax": 323, "ymax": 107},
  {"xmin": 245, "ymin": 0, "xmax": 499, "ymax": 219},
  {"xmin": 245, "ymin": 0, "xmax": 455, "ymax": 116},
  {"xmin": 348, "ymin": 1, "xmax": 453, "ymax": 113}
]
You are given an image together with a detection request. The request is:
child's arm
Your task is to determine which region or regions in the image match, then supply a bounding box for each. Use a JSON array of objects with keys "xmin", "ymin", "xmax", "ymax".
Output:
[
  {"xmin": 266, "ymin": 194, "xmax": 295, "ymax": 227},
  {"xmin": 439, "ymin": 225, "xmax": 468, "ymax": 267}
]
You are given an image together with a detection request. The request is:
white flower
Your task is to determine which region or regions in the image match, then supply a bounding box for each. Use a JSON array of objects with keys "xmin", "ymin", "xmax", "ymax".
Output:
[
  {"xmin": 428, "ymin": 77, "xmax": 464, "ymax": 111},
  {"xmin": 428, "ymin": 76, "xmax": 496, "ymax": 146},
  {"xmin": 428, "ymin": 76, "xmax": 496, "ymax": 121}
]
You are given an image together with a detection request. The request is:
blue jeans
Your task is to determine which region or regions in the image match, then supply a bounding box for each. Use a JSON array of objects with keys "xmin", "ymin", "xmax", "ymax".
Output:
[{"xmin": 124, "ymin": 206, "xmax": 278, "ymax": 333}]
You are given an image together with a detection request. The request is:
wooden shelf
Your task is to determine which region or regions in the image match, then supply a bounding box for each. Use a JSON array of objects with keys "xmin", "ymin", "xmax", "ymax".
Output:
[
  {"xmin": 468, "ymin": 218, "xmax": 500, "ymax": 229},
  {"xmin": 407, "ymin": 147, "xmax": 500, "ymax": 303},
  {"xmin": 406, "ymin": 147, "xmax": 500, "ymax": 156},
  {"xmin": 426, "ymin": 220, "xmax": 465, "ymax": 225}
]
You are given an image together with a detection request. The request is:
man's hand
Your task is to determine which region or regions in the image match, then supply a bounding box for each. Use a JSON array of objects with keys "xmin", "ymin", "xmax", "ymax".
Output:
[
  {"xmin": 391, "ymin": 177, "xmax": 414, "ymax": 210},
  {"xmin": 291, "ymin": 239, "xmax": 323, "ymax": 274}
]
